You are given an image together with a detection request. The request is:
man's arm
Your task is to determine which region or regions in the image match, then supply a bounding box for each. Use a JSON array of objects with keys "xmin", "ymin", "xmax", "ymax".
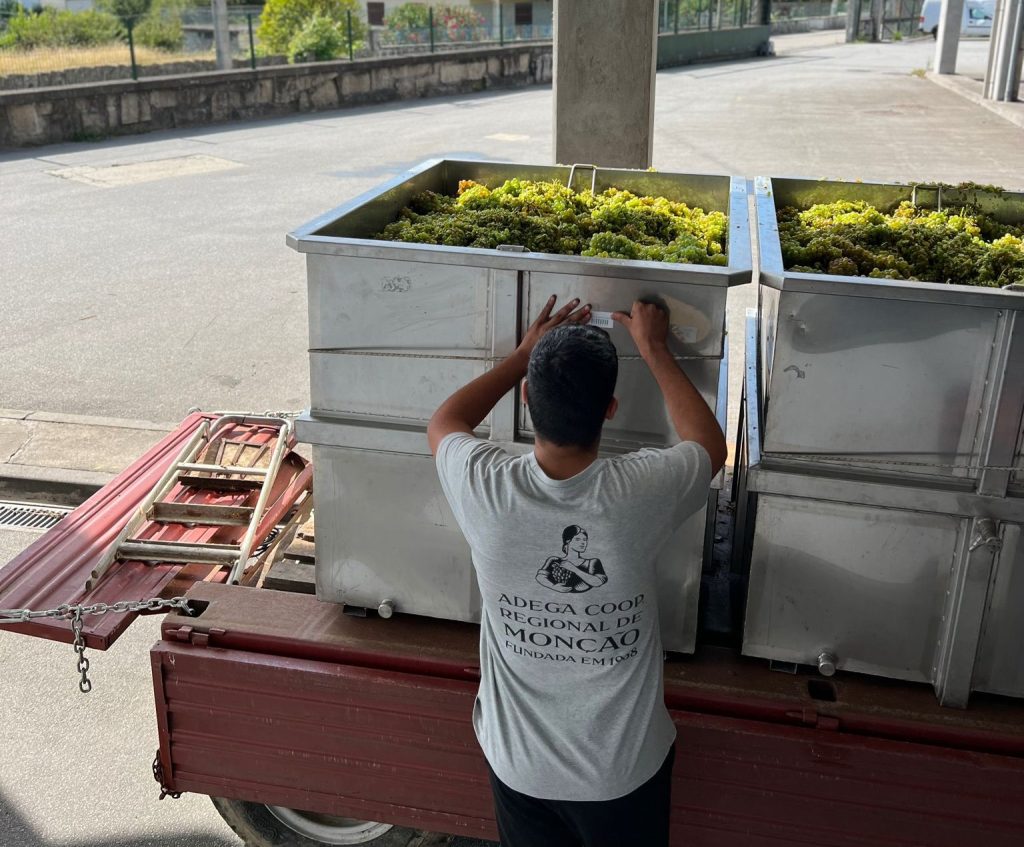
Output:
[
  {"xmin": 427, "ymin": 295, "xmax": 591, "ymax": 454},
  {"xmin": 612, "ymin": 300, "xmax": 727, "ymax": 475}
]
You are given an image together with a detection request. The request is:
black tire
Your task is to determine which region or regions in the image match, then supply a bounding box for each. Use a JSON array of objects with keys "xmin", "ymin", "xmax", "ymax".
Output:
[
  {"xmin": 932, "ymin": 26, "xmax": 938, "ymax": 39},
  {"xmin": 211, "ymin": 796, "xmax": 419, "ymax": 846}
]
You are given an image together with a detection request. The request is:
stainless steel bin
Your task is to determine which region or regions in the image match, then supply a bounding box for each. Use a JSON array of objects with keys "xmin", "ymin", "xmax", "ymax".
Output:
[
  {"xmin": 288, "ymin": 159, "xmax": 752, "ymax": 653},
  {"xmin": 754, "ymin": 177, "xmax": 1024, "ymax": 484},
  {"xmin": 739, "ymin": 177, "xmax": 1024, "ymax": 706}
]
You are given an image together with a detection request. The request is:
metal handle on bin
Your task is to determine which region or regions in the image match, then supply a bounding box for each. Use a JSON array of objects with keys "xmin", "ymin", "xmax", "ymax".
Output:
[{"xmin": 567, "ymin": 164, "xmax": 598, "ymax": 194}]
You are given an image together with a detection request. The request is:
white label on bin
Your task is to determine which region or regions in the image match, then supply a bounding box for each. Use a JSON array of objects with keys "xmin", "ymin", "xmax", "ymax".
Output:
[{"xmin": 589, "ymin": 311, "xmax": 615, "ymax": 329}]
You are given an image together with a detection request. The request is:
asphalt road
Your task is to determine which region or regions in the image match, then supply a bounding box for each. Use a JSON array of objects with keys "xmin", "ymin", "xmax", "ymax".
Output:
[
  {"xmin": 1, "ymin": 36, "xmax": 1021, "ymax": 431},
  {"xmin": 2, "ymin": 32, "xmax": 1023, "ymax": 847}
]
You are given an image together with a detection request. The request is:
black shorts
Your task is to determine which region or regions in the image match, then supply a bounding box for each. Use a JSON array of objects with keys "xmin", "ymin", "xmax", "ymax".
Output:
[{"xmin": 486, "ymin": 745, "xmax": 676, "ymax": 847}]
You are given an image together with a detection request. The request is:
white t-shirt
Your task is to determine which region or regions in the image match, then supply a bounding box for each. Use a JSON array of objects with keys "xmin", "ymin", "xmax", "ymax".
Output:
[{"xmin": 435, "ymin": 433, "xmax": 712, "ymax": 801}]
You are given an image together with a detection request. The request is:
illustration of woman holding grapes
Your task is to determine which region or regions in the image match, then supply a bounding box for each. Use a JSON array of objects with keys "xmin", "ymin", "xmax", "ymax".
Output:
[{"xmin": 536, "ymin": 525, "xmax": 608, "ymax": 594}]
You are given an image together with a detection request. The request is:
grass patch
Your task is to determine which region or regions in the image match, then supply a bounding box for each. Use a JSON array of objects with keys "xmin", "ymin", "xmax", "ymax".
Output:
[
  {"xmin": 911, "ymin": 67, "xmax": 927, "ymax": 78},
  {"xmin": 0, "ymin": 44, "xmax": 217, "ymax": 76}
]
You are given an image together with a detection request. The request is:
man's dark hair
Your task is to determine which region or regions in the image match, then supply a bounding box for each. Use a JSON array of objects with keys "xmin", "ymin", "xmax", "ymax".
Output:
[{"xmin": 527, "ymin": 325, "xmax": 618, "ymax": 448}]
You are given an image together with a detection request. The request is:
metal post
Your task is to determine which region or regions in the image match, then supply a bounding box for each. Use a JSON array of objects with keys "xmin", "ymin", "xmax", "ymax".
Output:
[
  {"xmin": 1011, "ymin": 2, "xmax": 1024, "ymax": 101},
  {"xmin": 347, "ymin": 10, "xmax": 354, "ymax": 60},
  {"xmin": 247, "ymin": 13, "xmax": 256, "ymax": 70},
  {"xmin": 985, "ymin": 0, "xmax": 1024, "ymax": 101},
  {"xmin": 127, "ymin": 19, "xmax": 138, "ymax": 81},
  {"xmin": 429, "ymin": 6, "xmax": 435, "ymax": 52},
  {"xmin": 674, "ymin": 0, "xmax": 680, "ymax": 32},
  {"xmin": 499, "ymin": 3, "xmax": 504, "ymax": 44}
]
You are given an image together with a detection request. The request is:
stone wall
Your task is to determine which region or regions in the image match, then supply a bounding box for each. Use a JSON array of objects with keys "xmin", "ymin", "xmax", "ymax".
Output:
[{"xmin": 0, "ymin": 45, "xmax": 553, "ymax": 148}]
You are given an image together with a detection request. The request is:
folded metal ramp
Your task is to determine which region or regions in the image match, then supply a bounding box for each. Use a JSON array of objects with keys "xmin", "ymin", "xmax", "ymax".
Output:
[{"xmin": 0, "ymin": 413, "xmax": 311, "ymax": 650}]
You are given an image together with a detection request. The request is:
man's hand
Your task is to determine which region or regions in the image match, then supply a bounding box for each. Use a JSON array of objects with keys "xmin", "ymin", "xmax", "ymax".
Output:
[
  {"xmin": 428, "ymin": 294, "xmax": 589, "ymax": 454},
  {"xmin": 515, "ymin": 295, "xmax": 592, "ymax": 365},
  {"xmin": 612, "ymin": 299, "xmax": 727, "ymax": 474},
  {"xmin": 611, "ymin": 300, "xmax": 669, "ymax": 359}
]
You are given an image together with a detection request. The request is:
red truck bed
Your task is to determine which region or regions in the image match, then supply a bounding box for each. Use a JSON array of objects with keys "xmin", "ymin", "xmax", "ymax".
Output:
[{"xmin": 154, "ymin": 582, "xmax": 1024, "ymax": 846}]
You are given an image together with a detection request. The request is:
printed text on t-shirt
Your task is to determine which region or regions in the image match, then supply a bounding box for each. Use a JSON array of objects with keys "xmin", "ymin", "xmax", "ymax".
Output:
[{"xmin": 498, "ymin": 593, "xmax": 645, "ymax": 666}]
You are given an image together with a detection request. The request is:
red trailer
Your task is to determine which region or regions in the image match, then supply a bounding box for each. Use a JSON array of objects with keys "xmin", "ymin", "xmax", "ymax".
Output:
[{"xmin": 3, "ymin": 414, "xmax": 1024, "ymax": 846}]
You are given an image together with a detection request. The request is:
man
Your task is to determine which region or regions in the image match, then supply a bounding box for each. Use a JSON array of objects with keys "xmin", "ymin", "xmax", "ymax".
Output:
[{"xmin": 428, "ymin": 295, "xmax": 727, "ymax": 847}]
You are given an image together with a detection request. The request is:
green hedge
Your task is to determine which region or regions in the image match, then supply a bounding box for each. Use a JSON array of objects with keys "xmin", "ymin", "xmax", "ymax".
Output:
[{"xmin": 0, "ymin": 9, "xmax": 125, "ymax": 50}]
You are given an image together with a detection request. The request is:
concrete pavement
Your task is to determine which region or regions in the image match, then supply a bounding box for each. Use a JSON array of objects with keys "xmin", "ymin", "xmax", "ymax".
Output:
[{"xmin": 0, "ymin": 409, "xmax": 169, "ymax": 503}]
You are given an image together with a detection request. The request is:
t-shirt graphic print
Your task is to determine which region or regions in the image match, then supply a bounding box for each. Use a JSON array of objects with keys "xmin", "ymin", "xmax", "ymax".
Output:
[
  {"xmin": 536, "ymin": 525, "xmax": 608, "ymax": 593},
  {"xmin": 435, "ymin": 432, "xmax": 712, "ymax": 803}
]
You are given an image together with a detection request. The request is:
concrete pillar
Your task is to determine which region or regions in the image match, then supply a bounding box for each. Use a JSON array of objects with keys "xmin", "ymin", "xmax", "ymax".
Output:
[
  {"xmin": 553, "ymin": 0, "xmax": 658, "ymax": 169},
  {"xmin": 212, "ymin": 0, "xmax": 232, "ymax": 71},
  {"xmin": 935, "ymin": 0, "xmax": 965, "ymax": 75},
  {"xmin": 984, "ymin": 0, "xmax": 1024, "ymax": 101}
]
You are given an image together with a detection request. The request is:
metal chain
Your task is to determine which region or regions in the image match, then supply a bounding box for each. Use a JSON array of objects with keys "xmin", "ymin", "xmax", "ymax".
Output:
[
  {"xmin": 1, "ymin": 597, "xmax": 192, "ymax": 694},
  {"xmin": 71, "ymin": 609, "xmax": 91, "ymax": 694},
  {"xmin": 152, "ymin": 752, "xmax": 182, "ymax": 801}
]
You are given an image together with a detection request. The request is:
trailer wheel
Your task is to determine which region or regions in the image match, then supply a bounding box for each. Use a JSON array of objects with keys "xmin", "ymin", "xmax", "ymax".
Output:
[{"xmin": 212, "ymin": 797, "xmax": 415, "ymax": 846}]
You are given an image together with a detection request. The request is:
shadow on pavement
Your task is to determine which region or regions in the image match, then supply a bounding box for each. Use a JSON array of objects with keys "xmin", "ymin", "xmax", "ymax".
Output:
[
  {"xmin": 0, "ymin": 787, "xmax": 237, "ymax": 847},
  {"xmin": 0, "ymin": 786, "xmax": 496, "ymax": 847}
]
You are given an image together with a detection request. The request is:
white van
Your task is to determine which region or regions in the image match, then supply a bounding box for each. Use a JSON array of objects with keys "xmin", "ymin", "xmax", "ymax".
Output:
[{"xmin": 919, "ymin": 0, "xmax": 994, "ymax": 38}]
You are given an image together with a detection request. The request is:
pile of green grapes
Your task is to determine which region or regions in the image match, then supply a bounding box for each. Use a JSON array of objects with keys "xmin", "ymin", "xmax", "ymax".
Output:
[
  {"xmin": 375, "ymin": 178, "xmax": 729, "ymax": 266},
  {"xmin": 780, "ymin": 199, "xmax": 1024, "ymax": 287}
]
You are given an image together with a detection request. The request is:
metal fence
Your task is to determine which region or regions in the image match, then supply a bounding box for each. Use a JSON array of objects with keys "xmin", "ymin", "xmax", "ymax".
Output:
[
  {"xmin": 848, "ymin": 0, "xmax": 927, "ymax": 40},
  {"xmin": 0, "ymin": 3, "xmax": 561, "ymax": 89},
  {"xmin": 0, "ymin": 5, "xmax": 269, "ymax": 89},
  {"xmin": 656, "ymin": 0, "xmax": 764, "ymax": 32},
  {"xmin": 771, "ymin": 0, "xmax": 848, "ymax": 20}
]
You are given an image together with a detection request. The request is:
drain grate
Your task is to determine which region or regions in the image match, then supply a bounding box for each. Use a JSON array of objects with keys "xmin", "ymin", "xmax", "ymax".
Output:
[{"xmin": 0, "ymin": 502, "xmax": 71, "ymax": 532}]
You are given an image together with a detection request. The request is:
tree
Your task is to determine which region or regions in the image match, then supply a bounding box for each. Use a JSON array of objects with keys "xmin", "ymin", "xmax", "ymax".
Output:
[{"xmin": 257, "ymin": 0, "xmax": 364, "ymax": 56}]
